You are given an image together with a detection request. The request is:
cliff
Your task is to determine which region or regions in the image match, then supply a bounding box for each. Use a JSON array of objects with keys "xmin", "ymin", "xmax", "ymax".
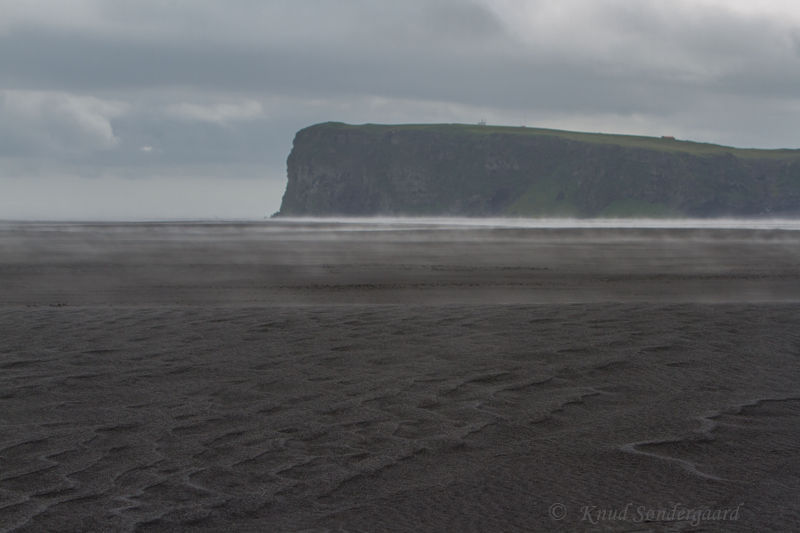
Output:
[{"xmin": 277, "ymin": 122, "xmax": 800, "ymax": 217}]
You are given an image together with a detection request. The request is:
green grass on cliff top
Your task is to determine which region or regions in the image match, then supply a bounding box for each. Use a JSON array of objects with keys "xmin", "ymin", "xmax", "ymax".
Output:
[{"xmin": 320, "ymin": 122, "xmax": 800, "ymax": 160}]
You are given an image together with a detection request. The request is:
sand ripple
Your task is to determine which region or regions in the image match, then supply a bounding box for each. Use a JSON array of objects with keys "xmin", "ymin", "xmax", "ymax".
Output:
[{"xmin": 1, "ymin": 304, "xmax": 799, "ymax": 531}]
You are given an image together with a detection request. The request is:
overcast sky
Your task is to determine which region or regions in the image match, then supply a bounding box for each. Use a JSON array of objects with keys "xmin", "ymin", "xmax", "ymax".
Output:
[{"xmin": 2, "ymin": 0, "xmax": 800, "ymax": 219}]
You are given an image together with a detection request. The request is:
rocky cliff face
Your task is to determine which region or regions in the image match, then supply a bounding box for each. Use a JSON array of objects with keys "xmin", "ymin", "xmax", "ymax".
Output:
[{"xmin": 277, "ymin": 122, "xmax": 800, "ymax": 217}]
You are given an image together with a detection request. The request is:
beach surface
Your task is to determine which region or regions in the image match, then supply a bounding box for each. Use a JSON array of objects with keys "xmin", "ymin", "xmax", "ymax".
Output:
[{"xmin": 1, "ymin": 220, "xmax": 799, "ymax": 531}]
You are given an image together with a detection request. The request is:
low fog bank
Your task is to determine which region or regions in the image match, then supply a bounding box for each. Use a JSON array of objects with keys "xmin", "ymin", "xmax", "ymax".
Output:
[
  {"xmin": 2, "ymin": 220, "xmax": 799, "ymax": 306},
  {"xmin": 272, "ymin": 217, "xmax": 800, "ymax": 231}
]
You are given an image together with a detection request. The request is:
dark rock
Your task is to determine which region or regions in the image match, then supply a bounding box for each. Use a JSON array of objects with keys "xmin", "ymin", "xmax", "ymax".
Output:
[{"xmin": 277, "ymin": 122, "xmax": 800, "ymax": 217}]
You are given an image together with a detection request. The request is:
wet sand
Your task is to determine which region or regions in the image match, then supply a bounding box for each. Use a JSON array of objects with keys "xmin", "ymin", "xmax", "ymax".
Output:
[{"xmin": 1, "ymin": 221, "xmax": 799, "ymax": 531}]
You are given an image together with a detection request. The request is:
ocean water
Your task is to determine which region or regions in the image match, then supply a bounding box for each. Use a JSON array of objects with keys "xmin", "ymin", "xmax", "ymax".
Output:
[{"xmin": 3, "ymin": 216, "xmax": 800, "ymax": 234}]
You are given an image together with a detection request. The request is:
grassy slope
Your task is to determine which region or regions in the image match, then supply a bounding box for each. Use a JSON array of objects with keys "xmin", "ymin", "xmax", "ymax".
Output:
[{"xmin": 324, "ymin": 122, "xmax": 800, "ymax": 160}]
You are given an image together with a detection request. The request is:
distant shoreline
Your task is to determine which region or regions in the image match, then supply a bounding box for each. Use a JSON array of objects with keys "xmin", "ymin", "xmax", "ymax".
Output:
[{"xmin": 3, "ymin": 216, "xmax": 800, "ymax": 231}]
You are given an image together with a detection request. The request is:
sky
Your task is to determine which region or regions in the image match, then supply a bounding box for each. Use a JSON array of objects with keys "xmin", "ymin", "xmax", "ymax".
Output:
[{"xmin": 2, "ymin": 0, "xmax": 800, "ymax": 220}]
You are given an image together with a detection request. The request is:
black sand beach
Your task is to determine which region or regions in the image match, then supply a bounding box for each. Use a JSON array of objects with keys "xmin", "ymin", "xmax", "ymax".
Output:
[{"xmin": 1, "ymin": 220, "xmax": 799, "ymax": 532}]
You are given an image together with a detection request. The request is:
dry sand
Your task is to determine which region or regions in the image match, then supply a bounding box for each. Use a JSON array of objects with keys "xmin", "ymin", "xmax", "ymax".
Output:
[{"xmin": 1, "ymin": 220, "xmax": 799, "ymax": 532}]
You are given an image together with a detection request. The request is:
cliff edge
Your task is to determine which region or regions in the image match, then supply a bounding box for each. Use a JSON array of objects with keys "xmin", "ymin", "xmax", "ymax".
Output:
[{"xmin": 277, "ymin": 122, "xmax": 800, "ymax": 217}]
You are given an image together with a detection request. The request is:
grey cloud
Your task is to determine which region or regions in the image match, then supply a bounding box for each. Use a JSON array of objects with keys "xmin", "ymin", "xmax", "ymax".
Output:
[
  {"xmin": 0, "ymin": 25, "xmax": 721, "ymax": 118},
  {"xmin": 2, "ymin": 0, "xmax": 800, "ymax": 218},
  {"xmin": 165, "ymin": 100, "xmax": 264, "ymax": 124},
  {"xmin": 2, "ymin": 2, "xmax": 797, "ymax": 110},
  {"xmin": 0, "ymin": 90, "xmax": 127, "ymax": 157},
  {"xmin": 792, "ymin": 29, "xmax": 800, "ymax": 55},
  {"xmin": 417, "ymin": 1, "xmax": 507, "ymax": 42}
]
